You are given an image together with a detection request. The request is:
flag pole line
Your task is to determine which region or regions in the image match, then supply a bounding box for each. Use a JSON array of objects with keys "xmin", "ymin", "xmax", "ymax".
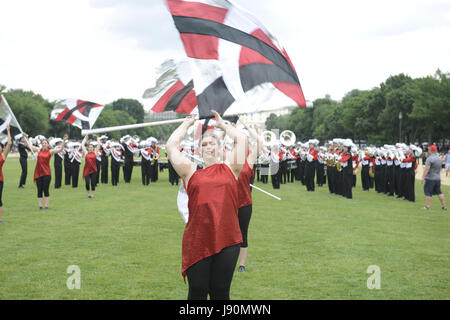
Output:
[{"xmin": 81, "ymin": 118, "xmax": 186, "ymax": 135}]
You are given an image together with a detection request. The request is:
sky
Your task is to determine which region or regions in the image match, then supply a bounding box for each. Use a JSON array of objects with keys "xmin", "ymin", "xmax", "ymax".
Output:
[{"xmin": 1, "ymin": 0, "xmax": 449, "ymax": 111}]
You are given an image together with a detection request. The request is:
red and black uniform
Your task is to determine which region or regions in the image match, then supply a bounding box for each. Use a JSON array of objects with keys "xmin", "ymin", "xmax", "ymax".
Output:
[
  {"xmin": 71, "ymin": 148, "xmax": 82, "ymax": 188},
  {"xmin": 141, "ymin": 147, "xmax": 152, "ymax": 186},
  {"xmin": 361, "ymin": 155, "xmax": 372, "ymax": 191},
  {"xmin": 384, "ymin": 156, "xmax": 395, "ymax": 196},
  {"xmin": 123, "ymin": 141, "xmax": 137, "ymax": 183},
  {"xmin": 83, "ymin": 152, "xmax": 98, "ymax": 192},
  {"xmin": 100, "ymin": 144, "xmax": 110, "ymax": 184},
  {"xmin": 339, "ymin": 151, "xmax": 353, "ymax": 199},
  {"xmin": 150, "ymin": 145, "xmax": 160, "ymax": 182},
  {"xmin": 183, "ymin": 163, "xmax": 242, "ymax": 300},
  {"xmin": 352, "ymin": 154, "xmax": 359, "ymax": 187},
  {"xmin": 305, "ymin": 148, "xmax": 318, "ymax": 191},
  {"xmin": 34, "ymin": 149, "xmax": 52, "ymax": 198},
  {"xmin": 402, "ymin": 153, "xmax": 416, "ymax": 202},
  {"xmin": 110, "ymin": 148, "xmax": 123, "ymax": 186},
  {"xmin": 237, "ymin": 160, "xmax": 254, "ymax": 249},
  {"xmin": 54, "ymin": 149, "xmax": 64, "ymax": 189}
]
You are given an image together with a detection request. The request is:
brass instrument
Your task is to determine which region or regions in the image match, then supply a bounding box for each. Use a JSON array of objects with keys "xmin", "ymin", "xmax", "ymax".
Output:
[
  {"xmin": 279, "ymin": 130, "xmax": 296, "ymax": 147},
  {"xmin": 336, "ymin": 161, "xmax": 343, "ymax": 172},
  {"xmin": 261, "ymin": 130, "xmax": 277, "ymax": 147},
  {"xmin": 369, "ymin": 167, "xmax": 375, "ymax": 178}
]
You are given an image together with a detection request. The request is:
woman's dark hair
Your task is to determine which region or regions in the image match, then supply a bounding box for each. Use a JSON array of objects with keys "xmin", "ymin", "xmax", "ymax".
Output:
[{"xmin": 0, "ymin": 143, "xmax": 4, "ymax": 149}]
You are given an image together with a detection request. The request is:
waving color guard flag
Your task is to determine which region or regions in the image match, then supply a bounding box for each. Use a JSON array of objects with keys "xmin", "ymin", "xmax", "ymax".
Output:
[
  {"xmin": 0, "ymin": 94, "xmax": 24, "ymax": 137},
  {"xmin": 51, "ymin": 99, "xmax": 104, "ymax": 130},
  {"xmin": 164, "ymin": 0, "xmax": 306, "ymax": 119},
  {"xmin": 143, "ymin": 59, "xmax": 197, "ymax": 115}
]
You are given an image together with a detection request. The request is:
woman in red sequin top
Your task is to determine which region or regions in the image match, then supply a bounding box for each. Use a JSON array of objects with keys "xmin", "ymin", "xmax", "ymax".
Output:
[{"xmin": 166, "ymin": 110, "xmax": 248, "ymax": 300}]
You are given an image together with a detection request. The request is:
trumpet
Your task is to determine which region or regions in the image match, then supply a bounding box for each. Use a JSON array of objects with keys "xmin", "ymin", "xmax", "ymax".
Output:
[{"xmin": 336, "ymin": 161, "xmax": 343, "ymax": 172}]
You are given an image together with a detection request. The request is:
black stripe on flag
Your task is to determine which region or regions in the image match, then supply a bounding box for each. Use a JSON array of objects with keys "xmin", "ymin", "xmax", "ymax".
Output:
[
  {"xmin": 172, "ymin": 16, "xmax": 300, "ymax": 85},
  {"xmin": 197, "ymin": 76, "xmax": 235, "ymax": 118},
  {"xmin": 239, "ymin": 63, "xmax": 299, "ymax": 91},
  {"xmin": 166, "ymin": 80, "xmax": 195, "ymax": 112}
]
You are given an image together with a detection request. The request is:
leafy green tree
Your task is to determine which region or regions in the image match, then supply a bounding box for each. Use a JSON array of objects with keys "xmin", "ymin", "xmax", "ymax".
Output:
[{"xmin": 111, "ymin": 98, "xmax": 145, "ymax": 123}]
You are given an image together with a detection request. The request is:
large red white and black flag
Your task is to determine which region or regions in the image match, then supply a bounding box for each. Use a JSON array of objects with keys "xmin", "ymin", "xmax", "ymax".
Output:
[
  {"xmin": 51, "ymin": 99, "xmax": 104, "ymax": 130},
  {"xmin": 163, "ymin": 0, "xmax": 306, "ymax": 118}
]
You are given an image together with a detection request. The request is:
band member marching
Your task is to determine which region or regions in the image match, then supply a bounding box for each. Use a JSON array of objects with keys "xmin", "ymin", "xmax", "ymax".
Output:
[
  {"xmin": 64, "ymin": 142, "xmax": 72, "ymax": 186},
  {"xmin": 71, "ymin": 142, "xmax": 82, "ymax": 188},
  {"xmin": 149, "ymin": 138, "xmax": 160, "ymax": 182},
  {"xmin": 140, "ymin": 141, "xmax": 152, "ymax": 186},
  {"xmin": 339, "ymin": 140, "xmax": 354, "ymax": 199},
  {"xmin": 121, "ymin": 135, "xmax": 137, "ymax": 183},
  {"xmin": 52, "ymin": 138, "xmax": 64, "ymax": 189},
  {"xmin": 99, "ymin": 135, "xmax": 110, "ymax": 184},
  {"xmin": 110, "ymin": 142, "xmax": 124, "ymax": 186},
  {"xmin": 305, "ymin": 139, "xmax": 318, "ymax": 192}
]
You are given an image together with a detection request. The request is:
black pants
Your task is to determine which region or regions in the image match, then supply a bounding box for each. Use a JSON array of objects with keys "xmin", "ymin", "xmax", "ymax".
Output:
[
  {"xmin": 54, "ymin": 158, "xmax": 62, "ymax": 189},
  {"xmin": 305, "ymin": 161, "xmax": 316, "ymax": 191},
  {"xmin": 327, "ymin": 166, "xmax": 335, "ymax": 193},
  {"xmin": 85, "ymin": 173, "xmax": 97, "ymax": 191},
  {"xmin": 361, "ymin": 165, "xmax": 370, "ymax": 190},
  {"xmin": 111, "ymin": 161, "xmax": 120, "ymax": 186},
  {"xmin": 19, "ymin": 157, "xmax": 28, "ymax": 187},
  {"xmin": 168, "ymin": 160, "xmax": 179, "ymax": 185},
  {"xmin": 141, "ymin": 159, "xmax": 151, "ymax": 186},
  {"xmin": 101, "ymin": 157, "xmax": 108, "ymax": 184},
  {"xmin": 385, "ymin": 166, "xmax": 394, "ymax": 195},
  {"xmin": 271, "ymin": 163, "xmax": 280, "ymax": 189},
  {"xmin": 36, "ymin": 175, "xmax": 51, "ymax": 198},
  {"xmin": 260, "ymin": 164, "xmax": 269, "ymax": 184},
  {"xmin": 280, "ymin": 161, "xmax": 287, "ymax": 184},
  {"xmin": 394, "ymin": 166, "xmax": 401, "ymax": 196},
  {"xmin": 0, "ymin": 181, "xmax": 3, "ymax": 207},
  {"xmin": 238, "ymin": 205, "xmax": 252, "ymax": 248},
  {"xmin": 316, "ymin": 164, "xmax": 325, "ymax": 186},
  {"xmin": 404, "ymin": 169, "xmax": 415, "ymax": 202},
  {"xmin": 186, "ymin": 244, "xmax": 240, "ymax": 300},
  {"xmin": 71, "ymin": 162, "xmax": 80, "ymax": 188},
  {"xmin": 124, "ymin": 157, "xmax": 133, "ymax": 183},
  {"xmin": 150, "ymin": 162, "xmax": 158, "ymax": 182},
  {"xmin": 96, "ymin": 160, "xmax": 101, "ymax": 185},
  {"xmin": 342, "ymin": 169, "xmax": 353, "ymax": 199},
  {"xmin": 64, "ymin": 159, "xmax": 72, "ymax": 185}
]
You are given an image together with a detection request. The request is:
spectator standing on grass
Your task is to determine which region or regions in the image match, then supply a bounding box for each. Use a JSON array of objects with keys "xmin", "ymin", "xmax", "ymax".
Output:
[{"xmin": 421, "ymin": 145, "xmax": 447, "ymax": 211}]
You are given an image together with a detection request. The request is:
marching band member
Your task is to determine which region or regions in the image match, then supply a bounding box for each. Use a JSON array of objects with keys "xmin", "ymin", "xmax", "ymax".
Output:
[
  {"xmin": 17, "ymin": 134, "xmax": 30, "ymax": 189},
  {"xmin": 64, "ymin": 142, "xmax": 72, "ymax": 186},
  {"xmin": 305, "ymin": 139, "xmax": 318, "ymax": 192},
  {"xmin": 270, "ymin": 144, "xmax": 281, "ymax": 189},
  {"xmin": 402, "ymin": 146, "xmax": 417, "ymax": 202},
  {"xmin": 166, "ymin": 111, "xmax": 246, "ymax": 300},
  {"xmin": 52, "ymin": 138, "xmax": 64, "ymax": 189},
  {"xmin": 121, "ymin": 135, "xmax": 137, "ymax": 183},
  {"xmin": 149, "ymin": 138, "xmax": 160, "ymax": 182},
  {"xmin": 81, "ymin": 135, "xmax": 101, "ymax": 198},
  {"xmin": 99, "ymin": 136, "xmax": 110, "ymax": 184},
  {"xmin": 279, "ymin": 144, "xmax": 288, "ymax": 184},
  {"xmin": 258, "ymin": 147, "xmax": 270, "ymax": 184},
  {"xmin": 94, "ymin": 142, "xmax": 102, "ymax": 186},
  {"xmin": 361, "ymin": 148, "xmax": 372, "ymax": 191},
  {"xmin": 339, "ymin": 139, "xmax": 353, "ymax": 199},
  {"xmin": 287, "ymin": 145, "xmax": 297, "ymax": 183},
  {"xmin": 316, "ymin": 146, "xmax": 326, "ymax": 187},
  {"xmin": 394, "ymin": 145, "xmax": 402, "ymax": 198},
  {"xmin": 71, "ymin": 142, "xmax": 82, "ymax": 188},
  {"xmin": 140, "ymin": 140, "xmax": 152, "ymax": 186},
  {"xmin": 384, "ymin": 147, "xmax": 395, "ymax": 196},
  {"xmin": 351, "ymin": 146, "xmax": 359, "ymax": 188},
  {"xmin": 326, "ymin": 141, "xmax": 337, "ymax": 194},
  {"xmin": 0, "ymin": 125, "xmax": 12, "ymax": 224},
  {"xmin": 110, "ymin": 142, "xmax": 124, "ymax": 186},
  {"xmin": 23, "ymin": 133, "xmax": 67, "ymax": 210}
]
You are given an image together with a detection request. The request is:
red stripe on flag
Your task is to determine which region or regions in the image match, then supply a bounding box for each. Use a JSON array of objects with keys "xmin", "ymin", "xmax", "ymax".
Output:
[
  {"xmin": 66, "ymin": 114, "xmax": 78, "ymax": 124},
  {"xmin": 180, "ymin": 33, "xmax": 219, "ymax": 59},
  {"xmin": 166, "ymin": 0, "xmax": 227, "ymax": 23},
  {"xmin": 273, "ymin": 82, "xmax": 306, "ymax": 107},
  {"xmin": 55, "ymin": 107, "xmax": 70, "ymax": 121},
  {"xmin": 175, "ymin": 90, "xmax": 198, "ymax": 114},
  {"xmin": 239, "ymin": 46, "xmax": 274, "ymax": 67},
  {"xmin": 151, "ymin": 80, "xmax": 185, "ymax": 113}
]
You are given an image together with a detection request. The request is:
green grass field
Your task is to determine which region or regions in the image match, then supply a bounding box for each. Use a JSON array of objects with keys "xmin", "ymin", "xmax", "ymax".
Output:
[{"xmin": 0, "ymin": 157, "xmax": 449, "ymax": 300}]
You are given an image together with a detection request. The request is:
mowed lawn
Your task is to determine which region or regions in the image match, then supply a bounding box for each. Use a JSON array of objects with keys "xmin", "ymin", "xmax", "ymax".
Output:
[{"xmin": 0, "ymin": 157, "xmax": 449, "ymax": 300}]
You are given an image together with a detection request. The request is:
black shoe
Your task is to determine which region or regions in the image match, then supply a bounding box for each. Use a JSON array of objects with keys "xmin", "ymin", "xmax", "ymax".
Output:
[
  {"xmin": 19, "ymin": 185, "xmax": 24, "ymax": 189},
  {"xmin": 238, "ymin": 266, "xmax": 245, "ymax": 273},
  {"xmin": 442, "ymin": 207, "xmax": 447, "ymax": 211}
]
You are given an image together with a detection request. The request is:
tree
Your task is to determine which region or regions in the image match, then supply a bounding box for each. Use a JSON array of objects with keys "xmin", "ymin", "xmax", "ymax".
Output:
[{"xmin": 111, "ymin": 99, "xmax": 145, "ymax": 123}]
